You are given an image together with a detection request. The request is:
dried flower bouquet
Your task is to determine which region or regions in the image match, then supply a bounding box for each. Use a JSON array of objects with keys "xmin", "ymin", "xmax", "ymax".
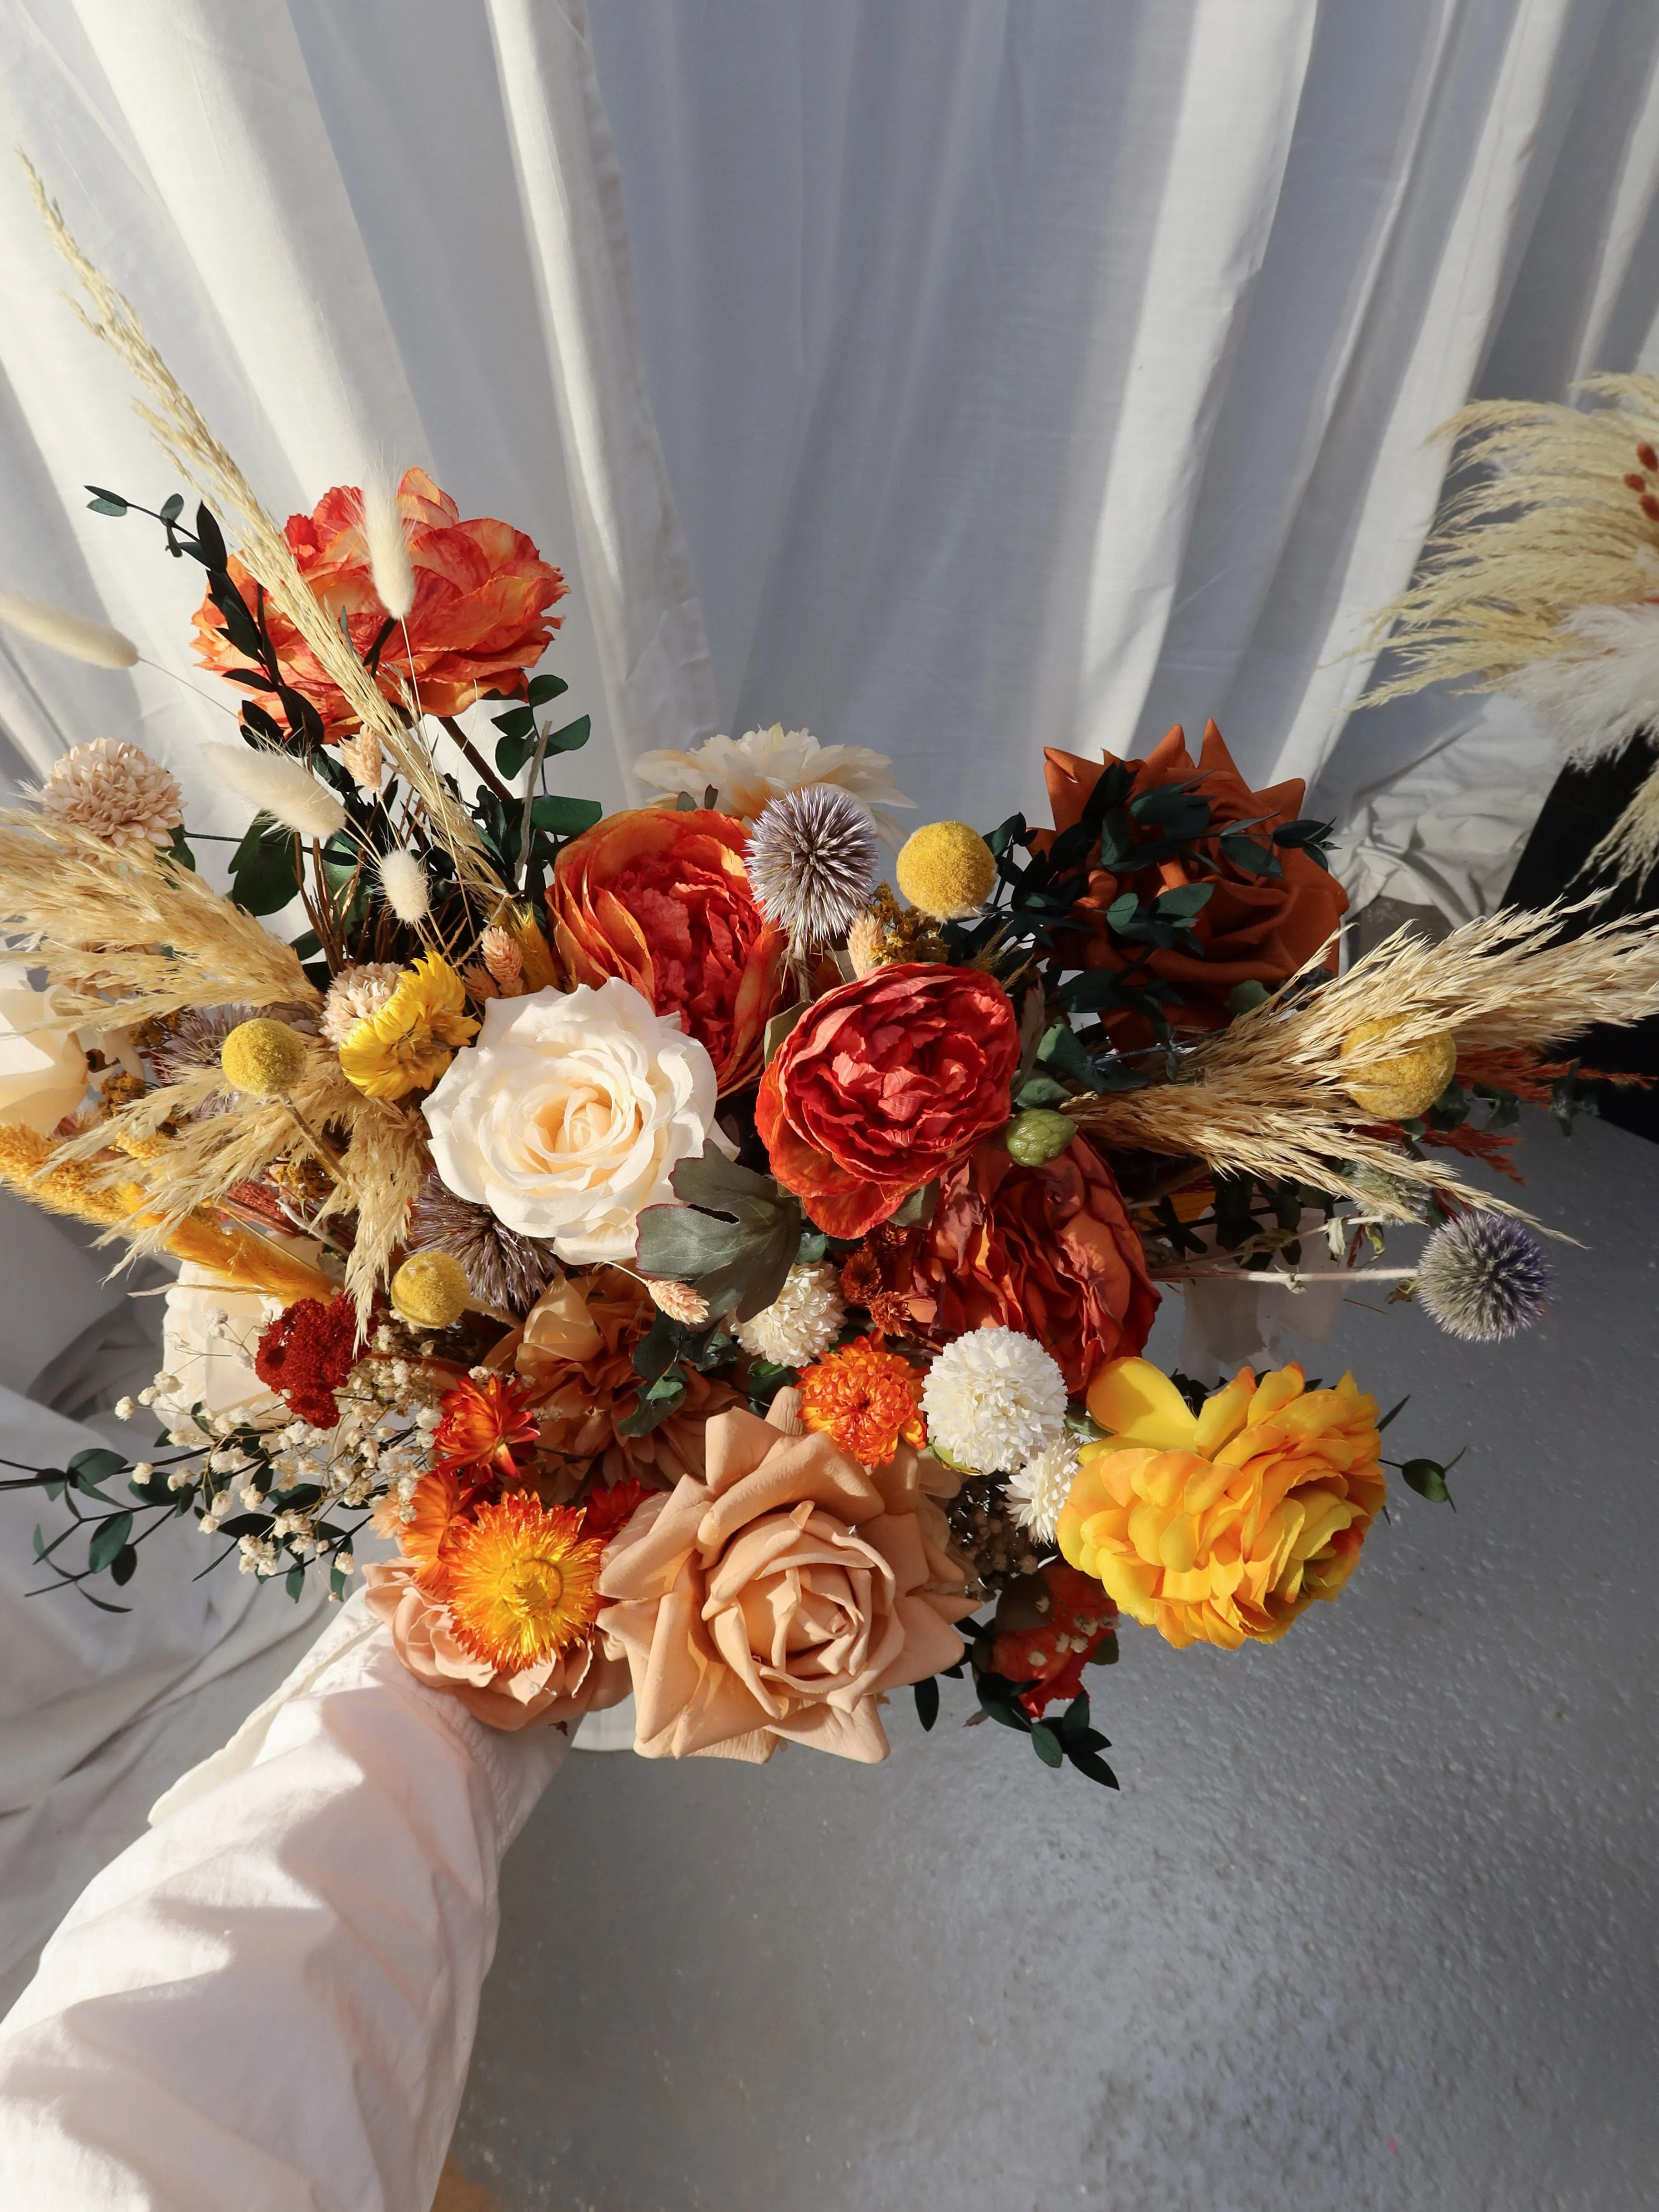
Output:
[{"xmin": 5, "ymin": 174, "xmax": 1659, "ymax": 1790}]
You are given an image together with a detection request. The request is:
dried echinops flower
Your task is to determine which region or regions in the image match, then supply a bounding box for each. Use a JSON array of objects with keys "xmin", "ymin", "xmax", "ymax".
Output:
[
  {"xmin": 38, "ymin": 738, "xmax": 182, "ymax": 852},
  {"xmin": 1414, "ymin": 1213, "xmax": 1554, "ymax": 1341},
  {"xmin": 744, "ymin": 784, "xmax": 880, "ymax": 948},
  {"xmin": 406, "ymin": 1171, "xmax": 561, "ymax": 1318}
]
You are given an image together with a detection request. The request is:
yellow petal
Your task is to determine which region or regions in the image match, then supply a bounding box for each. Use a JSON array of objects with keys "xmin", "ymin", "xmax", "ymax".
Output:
[
  {"xmin": 1086, "ymin": 1358, "xmax": 1198, "ymax": 1450},
  {"xmin": 1193, "ymin": 1367, "xmax": 1257, "ymax": 1455}
]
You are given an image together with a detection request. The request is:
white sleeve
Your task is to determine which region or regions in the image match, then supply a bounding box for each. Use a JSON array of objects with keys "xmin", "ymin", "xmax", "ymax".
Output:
[{"xmin": 0, "ymin": 1596, "xmax": 566, "ymax": 2212}]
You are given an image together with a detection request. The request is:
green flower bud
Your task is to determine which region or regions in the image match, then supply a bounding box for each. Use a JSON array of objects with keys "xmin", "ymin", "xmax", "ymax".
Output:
[{"xmin": 1005, "ymin": 1108, "xmax": 1076, "ymax": 1166}]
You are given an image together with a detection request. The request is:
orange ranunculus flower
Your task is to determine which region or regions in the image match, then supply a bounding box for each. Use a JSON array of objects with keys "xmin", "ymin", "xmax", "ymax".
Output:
[
  {"xmin": 1058, "ymin": 1358, "xmax": 1384, "ymax": 1651},
  {"xmin": 1036, "ymin": 721, "xmax": 1348, "ymax": 1046},
  {"xmin": 880, "ymin": 1132, "xmax": 1159, "ymax": 1395},
  {"xmin": 547, "ymin": 808, "xmax": 786, "ymax": 1093},
  {"xmin": 757, "ymin": 963, "xmax": 1021, "ymax": 1237},
  {"xmin": 191, "ymin": 467, "xmax": 567, "ymax": 737}
]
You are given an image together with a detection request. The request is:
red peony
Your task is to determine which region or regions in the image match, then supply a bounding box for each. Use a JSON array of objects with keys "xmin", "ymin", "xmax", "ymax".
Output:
[
  {"xmin": 991, "ymin": 1563, "xmax": 1119, "ymax": 1719},
  {"xmin": 192, "ymin": 467, "xmax": 567, "ymax": 738},
  {"xmin": 757, "ymin": 963, "xmax": 1021, "ymax": 1238},
  {"xmin": 879, "ymin": 1132, "xmax": 1158, "ymax": 1394},
  {"xmin": 1037, "ymin": 720, "xmax": 1348, "ymax": 1044},
  {"xmin": 253, "ymin": 1293, "xmax": 362, "ymax": 1427},
  {"xmin": 548, "ymin": 807, "xmax": 787, "ymax": 1092}
]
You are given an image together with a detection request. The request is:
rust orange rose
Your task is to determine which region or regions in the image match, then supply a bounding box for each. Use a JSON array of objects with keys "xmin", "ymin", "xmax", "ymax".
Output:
[
  {"xmin": 1058, "ymin": 1358, "xmax": 1384, "ymax": 1650},
  {"xmin": 547, "ymin": 808, "xmax": 786, "ymax": 1092},
  {"xmin": 880, "ymin": 1131, "xmax": 1159, "ymax": 1394},
  {"xmin": 192, "ymin": 466, "xmax": 567, "ymax": 737},
  {"xmin": 1038, "ymin": 720, "xmax": 1348, "ymax": 1044},
  {"xmin": 597, "ymin": 1406, "xmax": 973, "ymax": 1762},
  {"xmin": 757, "ymin": 963, "xmax": 1020, "ymax": 1237}
]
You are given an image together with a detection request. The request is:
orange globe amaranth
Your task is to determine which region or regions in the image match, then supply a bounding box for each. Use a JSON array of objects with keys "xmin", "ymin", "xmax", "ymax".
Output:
[
  {"xmin": 1058, "ymin": 1357, "xmax": 1384, "ymax": 1650},
  {"xmin": 547, "ymin": 807, "xmax": 786, "ymax": 1093}
]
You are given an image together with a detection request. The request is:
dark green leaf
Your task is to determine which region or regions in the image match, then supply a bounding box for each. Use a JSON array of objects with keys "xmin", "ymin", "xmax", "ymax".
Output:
[
  {"xmin": 492, "ymin": 705, "xmax": 536, "ymax": 741},
  {"xmin": 166, "ymin": 823, "xmax": 196, "ymax": 872},
  {"xmin": 1066, "ymin": 1745, "xmax": 1121, "ymax": 1788},
  {"xmin": 632, "ymin": 1312, "xmax": 683, "ymax": 1384},
  {"xmin": 1105, "ymin": 892, "xmax": 1141, "ymax": 935},
  {"xmin": 160, "ymin": 492, "xmax": 185, "ymax": 524},
  {"xmin": 1401, "ymin": 1458, "xmax": 1453, "ymax": 1503},
  {"xmin": 85, "ymin": 485, "xmax": 128, "ymax": 516},
  {"xmin": 194, "ymin": 504, "xmax": 228, "ymax": 568},
  {"xmin": 88, "ymin": 1512, "xmax": 135, "ymax": 1574},
  {"xmin": 530, "ymin": 794, "xmax": 603, "ymax": 837},
  {"xmin": 1154, "ymin": 881, "xmax": 1214, "ymax": 921},
  {"xmin": 208, "ymin": 570, "xmax": 266, "ymax": 663},
  {"xmin": 1088, "ymin": 1632, "xmax": 1120, "ymax": 1667},
  {"xmin": 70, "ymin": 1448, "xmax": 128, "ymax": 1495},
  {"xmin": 796, "ymin": 1228, "xmax": 828, "ymax": 1265},
  {"xmin": 495, "ymin": 728, "xmax": 538, "ymax": 779},
  {"xmin": 914, "ymin": 1676, "xmax": 940, "ymax": 1732},
  {"xmin": 286, "ymin": 1563, "xmax": 307, "ymax": 1601},
  {"xmin": 110, "ymin": 1543, "xmax": 138, "ymax": 1586},
  {"xmin": 1015, "ymin": 1073, "xmax": 1071, "ymax": 1109},
  {"xmin": 615, "ymin": 1371, "xmax": 686, "ymax": 1437},
  {"xmin": 889, "ymin": 1181, "xmax": 939, "ymax": 1229},
  {"xmin": 289, "ymin": 930, "xmax": 322, "ymax": 960},
  {"xmin": 1227, "ymin": 979, "xmax": 1271, "ymax": 1016},
  {"xmin": 527, "ymin": 672, "xmax": 569, "ymax": 706},
  {"xmin": 1058, "ymin": 1691, "xmax": 1093, "ymax": 1745},
  {"xmin": 543, "ymin": 714, "xmax": 591, "ymax": 754},
  {"xmin": 229, "ymin": 819, "xmax": 302, "ymax": 916},
  {"xmin": 634, "ymin": 1150, "xmax": 804, "ymax": 1322},
  {"xmin": 1376, "ymin": 1394, "xmax": 1409, "ymax": 1433},
  {"xmin": 216, "ymin": 1512, "xmax": 274, "ymax": 1539},
  {"xmin": 1030, "ymin": 1723, "xmax": 1064, "ymax": 1768},
  {"xmin": 1219, "ymin": 831, "xmax": 1282, "ymax": 877}
]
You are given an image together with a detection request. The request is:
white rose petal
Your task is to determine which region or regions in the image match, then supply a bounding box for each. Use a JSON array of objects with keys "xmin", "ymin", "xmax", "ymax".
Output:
[{"xmin": 421, "ymin": 978, "xmax": 720, "ymax": 1264}]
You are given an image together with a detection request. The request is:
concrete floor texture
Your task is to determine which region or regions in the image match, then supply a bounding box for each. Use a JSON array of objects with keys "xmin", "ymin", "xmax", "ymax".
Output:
[{"xmin": 452, "ymin": 1111, "xmax": 1658, "ymax": 2212}]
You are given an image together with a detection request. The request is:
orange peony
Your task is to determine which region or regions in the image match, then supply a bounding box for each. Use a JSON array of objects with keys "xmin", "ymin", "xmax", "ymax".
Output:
[
  {"xmin": 191, "ymin": 466, "xmax": 567, "ymax": 737},
  {"xmin": 757, "ymin": 963, "xmax": 1021, "ymax": 1237},
  {"xmin": 547, "ymin": 808, "xmax": 786, "ymax": 1092},
  {"xmin": 880, "ymin": 1132, "xmax": 1159, "ymax": 1394},
  {"xmin": 1058, "ymin": 1358, "xmax": 1384, "ymax": 1651},
  {"xmin": 596, "ymin": 1406, "xmax": 973, "ymax": 1762},
  {"xmin": 1038, "ymin": 721, "xmax": 1348, "ymax": 1044}
]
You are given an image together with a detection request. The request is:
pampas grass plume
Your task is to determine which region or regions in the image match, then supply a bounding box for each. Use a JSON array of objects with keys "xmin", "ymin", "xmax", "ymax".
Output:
[
  {"xmin": 378, "ymin": 848, "xmax": 430, "ymax": 922},
  {"xmin": 361, "ymin": 475, "xmax": 415, "ymax": 622},
  {"xmin": 0, "ymin": 590, "xmax": 138, "ymax": 669},
  {"xmin": 203, "ymin": 745, "xmax": 347, "ymax": 839}
]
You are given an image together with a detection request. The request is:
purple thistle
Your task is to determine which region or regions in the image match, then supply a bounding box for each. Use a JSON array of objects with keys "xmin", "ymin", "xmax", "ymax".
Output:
[{"xmin": 1415, "ymin": 1213, "xmax": 1554, "ymax": 1342}]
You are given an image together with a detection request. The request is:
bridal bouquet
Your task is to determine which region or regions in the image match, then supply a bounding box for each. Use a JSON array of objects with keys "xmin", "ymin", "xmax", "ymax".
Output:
[{"xmin": 6, "ymin": 180, "xmax": 1659, "ymax": 1787}]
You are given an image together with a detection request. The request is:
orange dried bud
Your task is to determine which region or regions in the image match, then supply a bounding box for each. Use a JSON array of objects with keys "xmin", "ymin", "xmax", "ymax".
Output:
[
  {"xmin": 1638, "ymin": 441, "xmax": 1659, "ymax": 472},
  {"xmin": 1640, "ymin": 494, "xmax": 1659, "ymax": 523}
]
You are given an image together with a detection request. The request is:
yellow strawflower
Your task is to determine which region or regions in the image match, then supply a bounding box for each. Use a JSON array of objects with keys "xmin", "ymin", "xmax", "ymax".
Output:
[{"xmin": 338, "ymin": 954, "xmax": 478, "ymax": 1101}]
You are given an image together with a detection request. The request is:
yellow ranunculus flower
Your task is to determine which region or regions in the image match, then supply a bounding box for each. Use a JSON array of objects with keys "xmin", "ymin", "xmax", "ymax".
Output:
[{"xmin": 1057, "ymin": 1357, "xmax": 1384, "ymax": 1651}]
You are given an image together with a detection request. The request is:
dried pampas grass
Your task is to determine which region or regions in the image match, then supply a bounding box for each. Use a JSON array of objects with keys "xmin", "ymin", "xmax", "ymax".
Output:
[
  {"xmin": 22, "ymin": 159, "xmax": 496, "ymax": 896},
  {"xmin": 1072, "ymin": 904, "xmax": 1659, "ymax": 1219},
  {"xmin": 1362, "ymin": 376, "xmax": 1659, "ymax": 877},
  {"xmin": 0, "ymin": 807, "xmax": 316, "ymax": 1029}
]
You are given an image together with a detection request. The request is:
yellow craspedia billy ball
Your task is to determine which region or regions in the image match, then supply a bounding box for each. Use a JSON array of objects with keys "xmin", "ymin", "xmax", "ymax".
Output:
[
  {"xmin": 220, "ymin": 1017, "xmax": 310, "ymax": 1098},
  {"xmin": 1339, "ymin": 1015, "xmax": 1458, "ymax": 1121},
  {"xmin": 391, "ymin": 1249, "xmax": 473, "ymax": 1329},
  {"xmin": 895, "ymin": 820, "xmax": 998, "ymax": 920}
]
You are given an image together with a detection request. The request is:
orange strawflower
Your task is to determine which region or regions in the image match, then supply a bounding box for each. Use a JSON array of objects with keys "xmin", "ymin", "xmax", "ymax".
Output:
[
  {"xmin": 798, "ymin": 1336, "xmax": 926, "ymax": 1466},
  {"xmin": 433, "ymin": 1373, "xmax": 539, "ymax": 1483},
  {"xmin": 443, "ymin": 1494, "xmax": 604, "ymax": 1673}
]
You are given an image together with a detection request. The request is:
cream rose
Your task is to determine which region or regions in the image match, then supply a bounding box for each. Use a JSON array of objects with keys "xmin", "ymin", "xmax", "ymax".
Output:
[{"xmin": 421, "ymin": 978, "xmax": 719, "ymax": 1263}]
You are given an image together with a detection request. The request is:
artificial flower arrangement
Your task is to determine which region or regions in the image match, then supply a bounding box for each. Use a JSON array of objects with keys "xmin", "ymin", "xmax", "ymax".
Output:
[{"xmin": 5, "ymin": 176, "xmax": 1659, "ymax": 1789}]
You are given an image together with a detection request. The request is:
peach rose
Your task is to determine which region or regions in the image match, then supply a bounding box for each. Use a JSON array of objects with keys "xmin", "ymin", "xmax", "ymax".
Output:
[
  {"xmin": 1058, "ymin": 1358, "xmax": 1384, "ymax": 1650},
  {"xmin": 547, "ymin": 808, "xmax": 786, "ymax": 1092},
  {"xmin": 192, "ymin": 466, "xmax": 567, "ymax": 737},
  {"xmin": 597, "ymin": 1407, "xmax": 974, "ymax": 1762},
  {"xmin": 362, "ymin": 1558, "xmax": 631, "ymax": 1732}
]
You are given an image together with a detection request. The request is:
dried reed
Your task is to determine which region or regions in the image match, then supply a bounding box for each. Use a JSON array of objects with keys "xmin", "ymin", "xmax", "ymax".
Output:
[{"xmin": 1072, "ymin": 905, "xmax": 1659, "ymax": 1218}]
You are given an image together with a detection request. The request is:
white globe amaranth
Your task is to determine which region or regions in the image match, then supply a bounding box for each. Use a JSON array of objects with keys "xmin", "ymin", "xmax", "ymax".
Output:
[
  {"xmin": 734, "ymin": 1262, "xmax": 846, "ymax": 1367},
  {"xmin": 1005, "ymin": 1432, "xmax": 1083, "ymax": 1543},
  {"xmin": 921, "ymin": 1326, "xmax": 1068, "ymax": 1476},
  {"xmin": 421, "ymin": 977, "xmax": 719, "ymax": 1264}
]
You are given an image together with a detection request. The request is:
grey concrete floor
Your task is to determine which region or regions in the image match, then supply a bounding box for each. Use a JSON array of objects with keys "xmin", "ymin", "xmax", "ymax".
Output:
[{"xmin": 452, "ymin": 1111, "xmax": 1659, "ymax": 2212}]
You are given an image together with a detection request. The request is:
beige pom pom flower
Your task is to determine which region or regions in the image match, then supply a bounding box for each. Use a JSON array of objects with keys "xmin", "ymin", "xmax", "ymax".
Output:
[
  {"xmin": 321, "ymin": 962, "xmax": 403, "ymax": 1046},
  {"xmin": 39, "ymin": 739, "xmax": 183, "ymax": 852}
]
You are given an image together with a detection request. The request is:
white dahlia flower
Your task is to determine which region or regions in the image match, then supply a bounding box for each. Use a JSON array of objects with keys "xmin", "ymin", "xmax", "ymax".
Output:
[
  {"xmin": 921, "ymin": 1326, "xmax": 1067, "ymax": 1476},
  {"xmin": 734, "ymin": 1262, "xmax": 845, "ymax": 1367}
]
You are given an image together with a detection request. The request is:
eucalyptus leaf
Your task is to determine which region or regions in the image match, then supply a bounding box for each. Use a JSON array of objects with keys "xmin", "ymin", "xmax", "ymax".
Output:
[{"xmin": 633, "ymin": 1149, "xmax": 804, "ymax": 1323}]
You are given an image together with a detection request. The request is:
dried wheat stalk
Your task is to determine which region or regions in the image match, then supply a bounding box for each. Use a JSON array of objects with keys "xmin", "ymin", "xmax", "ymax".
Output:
[
  {"xmin": 1072, "ymin": 905, "xmax": 1659, "ymax": 1218},
  {"xmin": 0, "ymin": 811, "xmax": 316, "ymax": 1026}
]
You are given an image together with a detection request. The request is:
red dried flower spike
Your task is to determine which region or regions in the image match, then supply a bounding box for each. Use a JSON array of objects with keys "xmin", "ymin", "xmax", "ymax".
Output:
[{"xmin": 254, "ymin": 1294, "xmax": 363, "ymax": 1428}]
